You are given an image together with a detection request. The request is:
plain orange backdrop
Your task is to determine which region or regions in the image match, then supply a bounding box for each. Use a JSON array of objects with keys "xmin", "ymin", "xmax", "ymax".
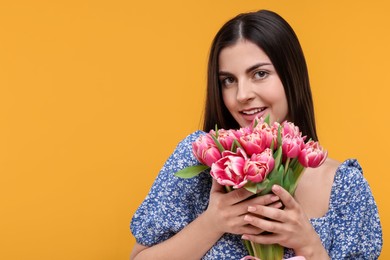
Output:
[{"xmin": 0, "ymin": 0, "xmax": 388, "ymax": 259}]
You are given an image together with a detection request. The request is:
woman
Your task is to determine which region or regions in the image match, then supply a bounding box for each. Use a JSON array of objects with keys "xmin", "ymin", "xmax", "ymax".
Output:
[{"xmin": 130, "ymin": 10, "xmax": 382, "ymax": 259}]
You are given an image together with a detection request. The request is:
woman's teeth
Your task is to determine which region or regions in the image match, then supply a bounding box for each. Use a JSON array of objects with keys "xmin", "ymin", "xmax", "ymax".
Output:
[{"xmin": 242, "ymin": 108, "xmax": 264, "ymax": 115}]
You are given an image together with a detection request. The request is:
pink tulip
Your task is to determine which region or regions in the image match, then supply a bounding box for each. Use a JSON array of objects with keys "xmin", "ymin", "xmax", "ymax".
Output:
[
  {"xmin": 244, "ymin": 148, "xmax": 275, "ymax": 183},
  {"xmin": 298, "ymin": 140, "xmax": 327, "ymax": 168},
  {"xmin": 252, "ymin": 121, "xmax": 271, "ymax": 135},
  {"xmin": 192, "ymin": 134, "xmax": 221, "ymax": 167},
  {"xmin": 250, "ymin": 116, "xmax": 265, "ymax": 128},
  {"xmin": 239, "ymin": 123, "xmax": 274, "ymax": 156},
  {"xmin": 282, "ymin": 134, "xmax": 305, "ymax": 158},
  {"xmin": 214, "ymin": 128, "xmax": 238, "ymax": 151},
  {"xmin": 210, "ymin": 148, "xmax": 248, "ymax": 189},
  {"xmin": 233, "ymin": 126, "xmax": 253, "ymax": 139},
  {"xmin": 270, "ymin": 121, "xmax": 282, "ymax": 147},
  {"xmin": 281, "ymin": 121, "xmax": 302, "ymax": 138}
]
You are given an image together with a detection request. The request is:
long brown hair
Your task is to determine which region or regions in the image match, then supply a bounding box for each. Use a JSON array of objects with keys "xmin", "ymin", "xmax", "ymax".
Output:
[{"xmin": 203, "ymin": 10, "xmax": 318, "ymax": 141}]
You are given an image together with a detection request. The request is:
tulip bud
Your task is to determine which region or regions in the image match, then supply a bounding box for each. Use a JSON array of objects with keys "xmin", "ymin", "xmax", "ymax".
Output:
[
  {"xmin": 210, "ymin": 149, "xmax": 248, "ymax": 189},
  {"xmin": 298, "ymin": 140, "xmax": 327, "ymax": 168},
  {"xmin": 244, "ymin": 148, "xmax": 275, "ymax": 183},
  {"xmin": 192, "ymin": 135, "xmax": 221, "ymax": 167}
]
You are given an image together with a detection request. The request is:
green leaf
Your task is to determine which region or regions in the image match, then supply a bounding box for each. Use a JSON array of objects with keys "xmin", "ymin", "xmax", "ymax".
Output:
[
  {"xmin": 289, "ymin": 163, "xmax": 305, "ymax": 195},
  {"xmin": 273, "ymin": 146, "xmax": 283, "ymax": 169},
  {"xmin": 230, "ymin": 140, "xmax": 237, "ymax": 152},
  {"xmin": 264, "ymin": 114, "xmax": 270, "ymax": 125},
  {"xmin": 210, "ymin": 133, "xmax": 225, "ymax": 153},
  {"xmin": 293, "ymin": 163, "xmax": 305, "ymax": 176},
  {"xmin": 277, "ymin": 124, "xmax": 282, "ymax": 149},
  {"xmin": 259, "ymin": 174, "xmax": 281, "ymax": 195},
  {"xmin": 174, "ymin": 165, "xmax": 210, "ymax": 179},
  {"xmin": 290, "ymin": 157, "xmax": 299, "ymax": 169},
  {"xmin": 253, "ymin": 117, "xmax": 259, "ymax": 128},
  {"xmin": 256, "ymin": 179, "xmax": 270, "ymax": 193},
  {"xmin": 283, "ymin": 167, "xmax": 294, "ymax": 193},
  {"xmin": 278, "ymin": 164, "xmax": 284, "ymax": 186},
  {"xmin": 244, "ymin": 181, "xmax": 258, "ymax": 194},
  {"xmin": 270, "ymin": 137, "xmax": 276, "ymax": 151},
  {"xmin": 258, "ymin": 163, "xmax": 283, "ymax": 195},
  {"xmin": 230, "ymin": 139, "xmax": 242, "ymax": 152}
]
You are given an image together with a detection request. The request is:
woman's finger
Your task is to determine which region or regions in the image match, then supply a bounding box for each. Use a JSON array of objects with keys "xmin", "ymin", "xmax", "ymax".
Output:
[
  {"xmin": 210, "ymin": 178, "xmax": 225, "ymax": 193},
  {"xmin": 271, "ymin": 185, "xmax": 297, "ymax": 209},
  {"xmin": 245, "ymin": 193, "xmax": 280, "ymax": 207},
  {"xmin": 244, "ymin": 210, "xmax": 284, "ymax": 233},
  {"xmin": 246, "ymin": 201, "xmax": 286, "ymax": 222}
]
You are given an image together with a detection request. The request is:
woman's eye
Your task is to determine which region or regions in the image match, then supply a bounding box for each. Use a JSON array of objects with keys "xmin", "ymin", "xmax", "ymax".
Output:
[
  {"xmin": 221, "ymin": 77, "xmax": 235, "ymax": 86},
  {"xmin": 254, "ymin": 71, "xmax": 269, "ymax": 79}
]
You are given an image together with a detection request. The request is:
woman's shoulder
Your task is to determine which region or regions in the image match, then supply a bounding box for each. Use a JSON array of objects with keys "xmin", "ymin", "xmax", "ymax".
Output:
[
  {"xmin": 334, "ymin": 158, "xmax": 363, "ymax": 175},
  {"xmin": 311, "ymin": 158, "xmax": 363, "ymax": 188},
  {"xmin": 332, "ymin": 159, "xmax": 365, "ymax": 189},
  {"xmin": 295, "ymin": 158, "xmax": 363, "ymax": 218},
  {"xmin": 311, "ymin": 159, "xmax": 382, "ymax": 258},
  {"xmin": 316, "ymin": 158, "xmax": 365, "ymax": 198},
  {"xmin": 326, "ymin": 158, "xmax": 375, "ymax": 212},
  {"xmin": 183, "ymin": 130, "xmax": 206, "ymax": 142},
  {"xmin": 168, "ymin": 130, "xmax": 206, "ymax": 161},
  {"xmin": 320, "ymin": 157, "xmax": 341, "ymax": 175},
  {"xmin": 174, "ymin": 130, "xmax": 206, "ymax": 149},
  {"xmin": 309, "ymin": 157, "xmax": 340, "ymax": 189},
  {"xmin": 295, "ymin": 158, "xmax": 339, "ymax": 218}
]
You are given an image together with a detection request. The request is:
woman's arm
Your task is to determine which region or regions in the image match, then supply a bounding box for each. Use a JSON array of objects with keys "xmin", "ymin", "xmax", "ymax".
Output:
[
  {"xmin": 131, "ymin": 180, "xmax": 282, "ymax": 260},
  {"xmin": 326, "ymin": 161, "xmax": 382, "ymax": 259},
  {"xmin": 130, "ymin": 210, "xmax": 223, "ymax": 260}
]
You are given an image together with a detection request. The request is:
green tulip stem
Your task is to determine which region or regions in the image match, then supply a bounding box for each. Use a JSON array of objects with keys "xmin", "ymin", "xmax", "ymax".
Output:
[
  {"xmin": 243, "ymin": 240, "xmax": 254, "ymax": 256},
  {"xmin": 284, "ymin": 157, "xmax": 290, "ymax": 176}
]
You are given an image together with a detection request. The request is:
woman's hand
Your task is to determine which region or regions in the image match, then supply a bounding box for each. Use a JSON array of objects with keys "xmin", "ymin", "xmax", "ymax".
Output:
[
  {"xmin": 204, "ymin": 179, "xmax": 282, "ymax": 236},
  {"xmin": 241, "ymin": 185, "xmax": 329, "ymax": 260}
]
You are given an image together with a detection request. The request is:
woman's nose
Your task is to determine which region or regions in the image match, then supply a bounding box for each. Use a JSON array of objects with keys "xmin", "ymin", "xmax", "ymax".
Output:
[{"xmin": 236, "ymin": 80, "xmax": 255, "ymax": 103}]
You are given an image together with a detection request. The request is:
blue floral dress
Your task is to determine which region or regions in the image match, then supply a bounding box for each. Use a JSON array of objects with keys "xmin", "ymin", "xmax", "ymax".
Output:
[{"xmin": 131, "ymin": 131, "xmax": 383, "ymax": 259}]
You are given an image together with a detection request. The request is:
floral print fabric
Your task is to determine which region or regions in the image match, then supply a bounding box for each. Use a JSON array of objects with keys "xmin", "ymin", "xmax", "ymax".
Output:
[{"xmin": 131, "ymin": 131, "xmax": 382, "ymax": 259}]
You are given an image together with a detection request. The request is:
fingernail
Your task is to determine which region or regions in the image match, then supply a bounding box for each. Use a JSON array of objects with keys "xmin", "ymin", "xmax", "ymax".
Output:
[
  {"xmin": 241, "ymin": 235, "xmax": 248, "ymax": 240},
  {"xmin": 271, "ymin": 195, "xmax": 279, "ymax": 201},
  {"xmin": 244, "ymin": 215, "xmax": 253, "ymax": 221},
  {"xmin": 248, "ymin": 206, "xmax": 256, "ymax": 212},
  {"xmin": 272, "ymin": 185, "xmax": 280, "ymax": 192}
]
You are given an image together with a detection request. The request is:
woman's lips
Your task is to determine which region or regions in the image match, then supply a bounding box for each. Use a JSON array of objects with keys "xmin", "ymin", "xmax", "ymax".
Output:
[{"xmin": 240, "ymin": 107, "xmax": 267, "ymax": 122}]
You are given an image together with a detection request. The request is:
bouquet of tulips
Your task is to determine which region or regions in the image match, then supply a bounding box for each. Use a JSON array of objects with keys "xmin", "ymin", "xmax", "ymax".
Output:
[{"xmin": 175, "ymin": 116, "xmax": 327, "ymax": 260}]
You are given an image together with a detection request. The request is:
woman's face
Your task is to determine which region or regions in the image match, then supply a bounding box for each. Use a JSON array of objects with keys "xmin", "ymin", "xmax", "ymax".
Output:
[{"xmin": 219, "ymin": 40, "xmax": 288, "ymax": 128}]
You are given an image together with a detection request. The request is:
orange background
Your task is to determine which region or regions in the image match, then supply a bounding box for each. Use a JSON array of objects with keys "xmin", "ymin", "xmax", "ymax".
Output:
[{"xmin": 0, "ymin": 1, "xmax": 389, "ymax": 259}]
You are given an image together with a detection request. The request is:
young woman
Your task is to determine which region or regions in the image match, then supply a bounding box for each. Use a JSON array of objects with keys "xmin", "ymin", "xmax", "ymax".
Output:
[{"xmin": 130, "ymin": 10, "xmax": 382, "ymax": 259}]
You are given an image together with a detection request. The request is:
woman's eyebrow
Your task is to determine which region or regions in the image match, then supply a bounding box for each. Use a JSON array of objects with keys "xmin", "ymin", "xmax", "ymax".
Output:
[
  {"xmin": 245, "ymin": 62, "xmax": 272, "ymax": 73},
  {"xmin": 218, "ymin": 71, "xmax": 232, "ymax": 77},
  {"xmin": 219, "ymin": 62, "xmax": 272, "ymax": 76}
]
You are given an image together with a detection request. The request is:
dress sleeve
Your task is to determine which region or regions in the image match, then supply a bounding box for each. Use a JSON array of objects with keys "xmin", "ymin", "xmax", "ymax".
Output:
[
  {"xmin": 130, "ymin": 131, "xmax": 212, "ymax": 246},
  {"xmin": 328, "ymin": 160, "xmax": 383, "ymax": 259}
]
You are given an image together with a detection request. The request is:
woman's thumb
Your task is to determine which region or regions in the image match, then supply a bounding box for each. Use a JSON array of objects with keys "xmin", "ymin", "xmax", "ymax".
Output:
[{"xmin": 210, "ymin": 178, "xmax": 224, "ymax": 193}]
